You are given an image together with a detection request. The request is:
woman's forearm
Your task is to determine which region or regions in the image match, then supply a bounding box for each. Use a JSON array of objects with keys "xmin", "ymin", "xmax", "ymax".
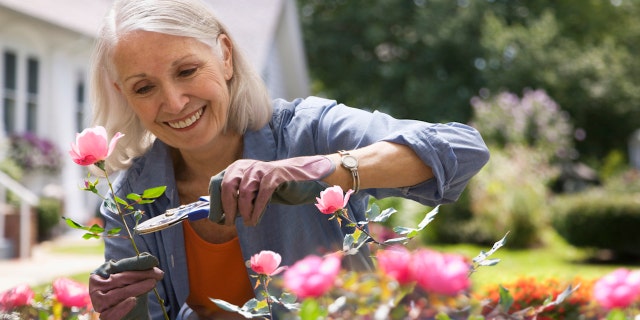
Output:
[{"xmin": 323, "ymin": 141, "xmax": 434, "ymax": 191}]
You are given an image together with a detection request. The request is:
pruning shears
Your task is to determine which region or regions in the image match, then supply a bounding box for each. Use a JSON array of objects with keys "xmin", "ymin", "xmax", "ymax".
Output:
[{"xmin": 134, "ymin": 196, "xmax": 214, "ymax": 234}]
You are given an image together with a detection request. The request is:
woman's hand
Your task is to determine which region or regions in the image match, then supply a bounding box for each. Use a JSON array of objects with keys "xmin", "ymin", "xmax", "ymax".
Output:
[
  {"xmin": 89, "ymin": 253, "xmax": 164, "ymax": 320},
  {"xmin": 215, "ymin": 155, "xmax": 335, "ymax": 226}
]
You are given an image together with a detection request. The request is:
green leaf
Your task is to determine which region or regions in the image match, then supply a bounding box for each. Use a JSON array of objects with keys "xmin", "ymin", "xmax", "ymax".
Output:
[
  {"xmin": 393, "ymin": 226, "xmax": 415, "ymax": 235},
  {"xmin": 478, "ymin": 258, "xmax": 501, "ymax": 266},
  {"xmin": 211, "ymin": 298, "xmax": 242, "ymax": 312},
  {"xmin": 365, "ymin": 203, "xmax": 381, "ymax": 220},
  {"xmin": 382, "ymin": 237, "xmax": 409, "ymax": 245},
  {"xmin": 343, "ymin": 234, "xmax": 355, "ymax": 250},
  {"xmin": 104, "ymin": 198, "xmax": 120, "ymax": 215},
  {"xmin": 279, "ymin": 292, "xmax": 300, "ymax": 311},
  {"xmin": 498, "ymin": 285, "xmax": 514, "ymax": 312},
  {"xmin": 142, "ymin": 186, "xmax": 167, "ymax": 199},
  {"xmin": 435, "ymin": 312, "xmax": 452, "ymax": 320},
  {"xmin": 371, "ymin": 207, "xmax": 397, "ymax": 223},
  {"xmin": 88, "ymin": 224, "xmax": 105, "ymax": 234},
  {"xmin": 62, "ymin": 217, "xmax": 85, "ymax": 230},
  {"xmin": 107, "ymin": 227, "xmax": 122, "ymax": 236},
  {"xmin": 417, "ymin": 205, "xmax": 439, "ymax": 229},
  {"xmin": 126, "ymin": 193, "xmax": 142, "ymax": 201},
  {"xmin": 82, "ymin": 233, "xmax": 100, "ymax": 240},
  {"xmin": 114, "ymin": 196, "xmax": 128, "ymax": 206},
  {"xmin": 606, "ymin": 309, "xmax": 627, "ymax": 320},
  {"xmin": 473, "ymin": 232, "xmax": 509, "ymax": 266},
  {"xmin": 299, "ymin": 299, "xmax": 326, "ymax": 320}
]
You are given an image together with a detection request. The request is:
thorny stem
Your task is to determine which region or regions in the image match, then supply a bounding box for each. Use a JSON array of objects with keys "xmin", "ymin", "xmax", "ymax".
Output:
[
  {"xmin": 101, "ymin": 165, "xmax": 170, "ymax": 320},
  {"xmin": 337, "ymin": 209, "xmax": 384, "ymax": 246},
  {"xmin": 260, "ymin": 275, "xmax": 274, "ymax": 318}
]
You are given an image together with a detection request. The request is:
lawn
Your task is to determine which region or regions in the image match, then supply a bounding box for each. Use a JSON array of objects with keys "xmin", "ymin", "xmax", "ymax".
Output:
[{"xmin": 431, "ymin": 230, "xmax": 631, "ymax": 293}]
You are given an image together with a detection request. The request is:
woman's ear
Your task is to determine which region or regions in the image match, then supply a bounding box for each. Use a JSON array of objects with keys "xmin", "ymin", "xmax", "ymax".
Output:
[{"xmin": 218, "ymin": 34, "xmax": 234, "ymax": 80}]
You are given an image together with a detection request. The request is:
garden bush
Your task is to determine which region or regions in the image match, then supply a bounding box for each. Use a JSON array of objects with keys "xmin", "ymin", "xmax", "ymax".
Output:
[
  {"xmin": 36, "ymin": 197, "xmax": 62, "ymax": 242},
  {"xmin": 551, "ymin": 189, "xmax": 640, "ymax": 256},
  {"xmin": 427, "ymin": 146, "xmax": 555, "ymax": 248}
]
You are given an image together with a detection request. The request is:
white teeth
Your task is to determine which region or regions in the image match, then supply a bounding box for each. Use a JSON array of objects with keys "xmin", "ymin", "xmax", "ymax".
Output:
[{"xmin": 168, "ymin": 108, "xmax": 203, "ymax": 129}]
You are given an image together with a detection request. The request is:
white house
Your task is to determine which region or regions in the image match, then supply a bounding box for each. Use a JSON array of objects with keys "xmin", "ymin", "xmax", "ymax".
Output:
[{"xmin": 0, "ymin": 0, "xmax": 310, "ymax": 229}]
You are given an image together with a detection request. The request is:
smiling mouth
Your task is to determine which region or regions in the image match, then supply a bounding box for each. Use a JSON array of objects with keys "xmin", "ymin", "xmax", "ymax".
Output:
[{"xmin": 167, "ymin": 107, "xmax": 204, "ymax": 129}]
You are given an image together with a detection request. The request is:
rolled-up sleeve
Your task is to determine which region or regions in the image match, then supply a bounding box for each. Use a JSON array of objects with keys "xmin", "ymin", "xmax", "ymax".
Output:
[
  {"xmin": 379, "ymin": 121, "xmax": 489, "ymax": 205},
  {"xmin": 284, "ymin": 97, "xmax": 489, "ymax": 207}
]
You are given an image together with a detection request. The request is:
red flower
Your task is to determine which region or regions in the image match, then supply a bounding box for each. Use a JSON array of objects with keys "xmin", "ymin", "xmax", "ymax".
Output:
[
  {"xmin": 410, "ymin": 249, "xmax": 471, "ymax": 296},
  {"xmin": 315, "ymin": 185, "xmax": 354, "ymax": 214},
  {"xmin": 0, "ymin": 284, "xmax": 34, "ymax": 310},
  {"xmin": 69, "ymin": 126, "xmax": 123, "ymax": 166},
  {"xmin": 283, "ymin": 254, "xmax": 342, "ymax": 299},
  {"xmin": 52, "ymin": 277, "xmax": 91, "ymax": 309},
  {"xmin": 593, "ymin": 268, "xmax": 640, "ymax": 310},
  {"xmin": 376, "ymin": 246, "xmax": 413, "ymax": 285},
  {"xmin": 250, "ymin": 250, "xmax": 287, "ymax": 276}
]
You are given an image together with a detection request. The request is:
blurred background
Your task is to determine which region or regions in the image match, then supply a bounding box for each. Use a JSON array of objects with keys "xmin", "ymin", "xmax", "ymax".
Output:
[{"xmin": 0, "ymin": 0, "xmax": 638, "ymax": 300}]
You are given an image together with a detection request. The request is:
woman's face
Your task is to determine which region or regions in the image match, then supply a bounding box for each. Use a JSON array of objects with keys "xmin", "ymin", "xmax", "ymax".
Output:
[{"xmin": 112, "ymin": 31, "xmax": 234, "ymax": 151}]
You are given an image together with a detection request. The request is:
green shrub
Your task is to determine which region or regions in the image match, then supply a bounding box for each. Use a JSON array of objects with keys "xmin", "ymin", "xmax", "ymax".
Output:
[
  {"xmin": 36, "ymin": 197, "xmax": 62, "ymax": 242},
  {"xmin": 428, "ymin": 145, "xmax": 556, "ymax": 248},
  {"xmin": 551, "ymin": 190, "xmax": 640, "ymax": 255}
]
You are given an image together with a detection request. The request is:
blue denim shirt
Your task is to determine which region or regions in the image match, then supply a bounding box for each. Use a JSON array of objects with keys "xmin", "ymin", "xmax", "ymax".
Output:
[{"xmin": 101, "ymin": 96, "xmax": 489, "ymax": 319}]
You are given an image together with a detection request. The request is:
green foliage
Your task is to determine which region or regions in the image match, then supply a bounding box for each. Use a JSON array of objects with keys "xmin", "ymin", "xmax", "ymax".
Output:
[
  {"xmin": 551, "ymin": 190, "xmax": 640, "ymax": 256},
  {"xmin": 429, "ymin": 146, "xmax": 556, "ymax": 248},
  {"xmin": 36, "ymin": 197, "xmax": 62, "ymax": 242},
  {"xmin": 297, "ymin": 0, "xmax": 640, "ymax": 161}
]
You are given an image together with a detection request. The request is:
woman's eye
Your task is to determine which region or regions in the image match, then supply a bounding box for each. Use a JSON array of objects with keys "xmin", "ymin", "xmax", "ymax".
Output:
[
  {"xmin": 134, "ymin": 85, "xmax": 154, "ymax": 95},
  {"xmin": 178, "ymin": 68, "xmax": 197, "ymax": 77}
]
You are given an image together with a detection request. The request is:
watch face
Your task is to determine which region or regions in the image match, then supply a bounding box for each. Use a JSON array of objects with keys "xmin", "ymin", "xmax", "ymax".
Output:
[{"xmin": 342, "ymin": 155, "xmax": 358, "ymax": 168}]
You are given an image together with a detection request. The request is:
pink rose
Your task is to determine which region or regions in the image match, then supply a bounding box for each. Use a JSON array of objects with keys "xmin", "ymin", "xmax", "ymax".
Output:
[
  {"xmin": 410, "ymin": 249, "xmax": 471, "ymax": 296},
  {"xmin": 315, "ymin": 185, "xmax": 354, "ymax": 214},
  {"xmin": 0, "ymin": 284, "xmax": 34, "ymax": 310},
  {"xmin": 593, "ymin": 268, "xmax": 640, "ymax": 310},
  {"xmin": 250, "ymin": 250, "xmax": 287, "ymax": 276},
  {"xmin": 376, "ymin": 246, "xmax": 413, "ymax": 285},
  {"xmin": 283, "ymin": 254, "xmax": 342, "ymax": 299},
  {"xmin": 69, "ymin": 126, "xmax": 124, "ymax": 166},
  {"xmin": 53, "ymin": 277, "xmax": 91, "ymax": 308}
]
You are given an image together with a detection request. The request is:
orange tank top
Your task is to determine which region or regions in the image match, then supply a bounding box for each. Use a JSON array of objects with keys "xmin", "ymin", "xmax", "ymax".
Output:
[{"xmin": 183, "ymin": 222, "xmax": 255, "ymax": 317}]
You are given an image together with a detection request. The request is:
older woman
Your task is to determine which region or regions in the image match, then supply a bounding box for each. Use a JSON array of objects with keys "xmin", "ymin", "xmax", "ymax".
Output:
[{"xmin": 87, "ymin": 0, "xmax": 490, "ymax": 319}]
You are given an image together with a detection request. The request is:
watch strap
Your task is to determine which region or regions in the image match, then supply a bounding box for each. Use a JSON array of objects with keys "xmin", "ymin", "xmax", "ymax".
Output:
[{"xmin": 338, "ymin": 150, "xmax": 360, "ymax": 193}]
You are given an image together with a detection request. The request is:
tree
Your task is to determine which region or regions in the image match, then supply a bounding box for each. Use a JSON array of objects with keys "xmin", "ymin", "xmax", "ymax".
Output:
[{"xmin": 297, "ymin": 0, "xmax": 640, "ymax": 162}]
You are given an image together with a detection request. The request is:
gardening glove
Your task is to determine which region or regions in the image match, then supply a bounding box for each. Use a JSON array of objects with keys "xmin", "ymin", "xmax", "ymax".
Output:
[
  {"xmin": 209, "ymin": 155, "xmax": 335, "ymax": 226},
  {"xmin": 89, "ymin": 252, "xmax": 164, "ymax": 320}
]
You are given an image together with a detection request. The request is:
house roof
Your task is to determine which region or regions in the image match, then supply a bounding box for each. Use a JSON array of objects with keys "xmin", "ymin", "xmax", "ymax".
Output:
[{"xmin": 0, "ymin": 0, "xmax": 284, "ymax": 71}]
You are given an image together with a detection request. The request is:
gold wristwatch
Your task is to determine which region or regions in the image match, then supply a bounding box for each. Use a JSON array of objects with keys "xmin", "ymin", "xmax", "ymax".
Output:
[{"xmin": 338, "ymin": 150, "xmax": 360, "ymax": 193}]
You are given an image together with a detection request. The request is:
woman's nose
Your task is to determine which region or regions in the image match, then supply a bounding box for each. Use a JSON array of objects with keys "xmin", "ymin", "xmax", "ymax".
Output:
[{"xmin": 161, "ymin": 84, "xmax": 189, "ymax": 113}]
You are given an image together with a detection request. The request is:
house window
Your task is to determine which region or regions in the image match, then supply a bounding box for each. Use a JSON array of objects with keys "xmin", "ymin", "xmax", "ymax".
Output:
[
  {"xmin": 1, "ymin": 50, "xmax": 40, "ymax": 134},
  {"xmin": 26, "ymin": 57, "xmax": 39, "ymax": 132},
  {"xmin": 76, "ymin": 78, "xmax": 85, "ymax": 132},
  {"xmin": 3, "ymin": 51, "xmax": 16, "ymax": 133}
]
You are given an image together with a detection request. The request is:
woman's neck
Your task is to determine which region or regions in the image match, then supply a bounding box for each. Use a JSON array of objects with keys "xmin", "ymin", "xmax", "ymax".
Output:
[
  {"xmin": 173, "ymin": 132, "xmax": 243, "ymax": 179},
  {"xmin": 172, "ymin": 132, "xmax": 243, "ymax": 203}
]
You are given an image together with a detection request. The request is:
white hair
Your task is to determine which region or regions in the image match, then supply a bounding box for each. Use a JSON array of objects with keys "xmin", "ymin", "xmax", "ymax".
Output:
[{"xmin": 90, "ymin": 0, "xmax": 272, "ymax": 173}]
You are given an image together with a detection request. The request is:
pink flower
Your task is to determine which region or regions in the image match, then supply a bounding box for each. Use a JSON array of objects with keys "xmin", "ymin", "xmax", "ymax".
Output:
[
  {"xmin": 315, "ymin": 185, "xmax": 354, "ymax": 214},
  {"xmin": 376, "ymin": 246, "xmax": 413, "ymax": 285},
  {"xmin": 250, "ymin": 250, "xmax": 287, "ymax": 276},
  {"xmin": 52, "ymin": 277, "xmax": 91, "ymax": 308},
  {"xmin": 410, "ymin": 249, "xmax": 471, "ymax": 296},
  {"xmin": 0, "ymin": 284, "xmax": 34, "ymax": 310},
  {"xmin": 283, "ymin": 254, "xmax": 342, "ymax": 299},
  {"xmin": 593, "ymin": 268, "xmax": 640, "ymax": 310},
  {"xmin": 69, "ymin": 126, "xmax": 123, "ymax": 166}
]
